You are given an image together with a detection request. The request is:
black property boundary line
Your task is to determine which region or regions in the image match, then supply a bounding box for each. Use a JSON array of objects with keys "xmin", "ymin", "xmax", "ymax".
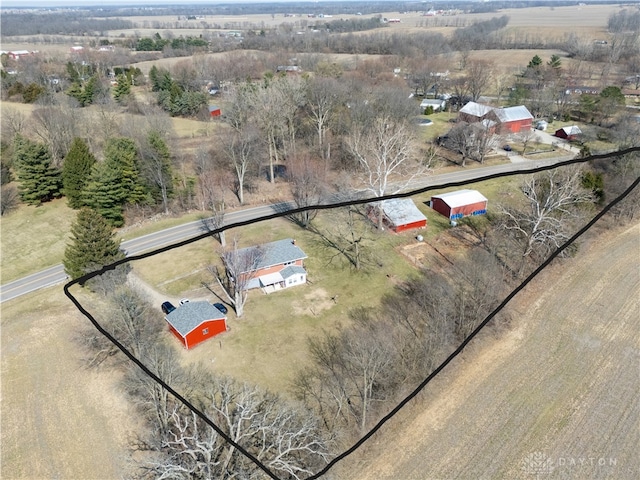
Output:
[{"xmin": 63, "ymin": 148, "xmax": 639, "ymax": 479}]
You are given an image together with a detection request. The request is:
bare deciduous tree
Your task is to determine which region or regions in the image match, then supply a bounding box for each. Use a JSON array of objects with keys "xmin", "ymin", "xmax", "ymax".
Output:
[
  {"xmin": 311, "ymin": 206, "xmax": 373, "ymax": 271},
  {"xmin": 140, "ymin": 373, "xmax": 331, "ymax": 479},
  {"xmin": 288, "ymin": 153, "xmax": 326, "ymax": 228},
  {"xmin": 466, "ymin": 59, "xmax": 494, "ymax": 102},
  {"xmin": 296, "ymin": 309, "xmax": 396, "ymax": 436},
  {"xmin": 499, "ymin": 166, "xmax": 595, "ymax": 269},
  {"xmin": 517, "ymin": 128, "xmax": 539, "ymax": 156},
  {"xmin": 220, "ymin": 125, "xmax": 260, "ymax": 205},
  {"xmin": 347, "ymin": 116, "xmax": 424, "ymax": 229},
  {"xmin": 306, "ymin": 76, "xmax": 342, "ymax": 161},
  {"xmin": 1, "ymin": 107, "xmax": 28, "ymax": 140},
  {"xmin": 32, "ymin": 102, "xmax": 80, "ymax": 167},
  {"xmin": 207, "ymin": 237, "xmax": 266, "ymax": 317},
  {"xmin": 76, "ymin": 284, "xmax": 157, "ymax": 368},
  {"xmin": 443, "ymin": 122, "xmax": 475, "ymax": 167},
  {"xmin": 123, "ymin": 343, "xmax": 185, "ymax": 438}
]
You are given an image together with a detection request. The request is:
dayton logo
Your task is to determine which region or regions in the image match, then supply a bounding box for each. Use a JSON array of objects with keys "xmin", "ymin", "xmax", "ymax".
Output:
[{"xmin": 522, "ymin": 451, "xmax": 554, "ymax": 477}]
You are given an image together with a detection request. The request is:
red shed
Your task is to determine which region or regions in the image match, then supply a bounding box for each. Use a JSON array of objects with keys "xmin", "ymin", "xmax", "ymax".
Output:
[
  {"xmin": 165, "ymin": 301, "xmax": 227, "ymax": 349},
  {"xmin": 368, "ymin": 198, "xmax": 427, "ymax": 232},
  {"xmin": 554, "ymin": 125, "xmax": 582, "ymax": 141},
  {"xmin": 208, "ymin": 105, "xmax": 221, "ymax": 117},
  {"xmin": 431, "ymin": 189, "xmax": 488, "ymax": 221}
]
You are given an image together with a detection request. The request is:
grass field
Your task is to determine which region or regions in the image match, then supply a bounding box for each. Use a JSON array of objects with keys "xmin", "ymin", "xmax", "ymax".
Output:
[
  {"xmin": 0, "ymin": 198, "xmax": 75, "ymax": 283},
  {"xmin": 0, "ymin": 287, "xmax": 130, "ymax": 479}
]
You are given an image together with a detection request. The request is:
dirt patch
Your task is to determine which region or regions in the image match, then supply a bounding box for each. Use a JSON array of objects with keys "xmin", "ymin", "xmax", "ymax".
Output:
[{"xmin": 291, "ymin": 287, "xmax": 336, "ymax": 317}]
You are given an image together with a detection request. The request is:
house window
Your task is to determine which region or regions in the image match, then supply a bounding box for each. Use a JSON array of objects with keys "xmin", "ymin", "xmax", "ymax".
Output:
[{"xmin": 203, "ymin": 328, "xmax": 209, "ymax": 335}]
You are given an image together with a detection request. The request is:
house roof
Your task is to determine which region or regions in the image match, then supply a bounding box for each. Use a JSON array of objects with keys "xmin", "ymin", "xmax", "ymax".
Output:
[
  {"xmin": 459, "ymin": 101, "xmax": 493, "ymax": 118},
  {"xmin": 420, "ymin": 98, "xmax": 446, "ymax": 108},
  {"xmin": 259, "ymin": 271, "xmax": 284, "ymax": 287},
  {"xmin": 165, "ymin": 301, "xmax": 226, "ymax": 337},
  {"xmin": 380, "ymin": 198, "xmax": 427, "ymax": 226},
  {"xmin": 558, "ymin": 125, "xmax": 582, "ymax": 135},
  {"xmin": 432, "ymin": 189, "xmax": 488, "ymax": 208},
  {"xmin": 252, "ymin": 266, "xmax": 306, "ymax": 289},
  {"xmin": 493, "ymin": 105, "xmax": 534, "ymax": 122},
  {"xmin": 237, "ymin": 238, "xmax": 307, "ymax": 274},
  {"xmin": 280, "ymin": 265, "xmax": 306, "ymax": 279}
]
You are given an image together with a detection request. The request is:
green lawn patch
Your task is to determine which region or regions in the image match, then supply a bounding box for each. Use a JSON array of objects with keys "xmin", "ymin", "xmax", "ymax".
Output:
[{"xmin": 0, "ymin": 198, "xmax": 75, "ymax": 283}]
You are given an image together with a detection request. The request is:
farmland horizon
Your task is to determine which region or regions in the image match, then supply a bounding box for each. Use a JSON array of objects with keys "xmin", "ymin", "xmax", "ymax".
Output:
[{"xmin": 0, "ymin": 0, "xmax": 622, "ymax": 10}]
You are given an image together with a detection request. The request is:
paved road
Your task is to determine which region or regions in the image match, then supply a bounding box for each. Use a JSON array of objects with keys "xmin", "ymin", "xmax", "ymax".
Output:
[{"xmin": 0, "ymin": 155, "xmax": 574, "ymax": 303}]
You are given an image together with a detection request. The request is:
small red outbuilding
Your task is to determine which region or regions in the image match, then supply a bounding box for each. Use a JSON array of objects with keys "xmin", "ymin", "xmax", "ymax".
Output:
[
  {"xmin": 431, "ymin": 189, "xmax": 488, "ymax": 221},
  {"xmin": 165, "ymin": 301, "xmax": 227, "ymax": 349},
  {"xmin": 554, "ymin": 125, "xmax": 582, "ymax": 141},
  {"xmin": 208, "ymin": 105, "xmax": 221, "ymax": 117},
  {"xmin": 368, "ymin": 198, "xmax": 427, "ymax": 232}
]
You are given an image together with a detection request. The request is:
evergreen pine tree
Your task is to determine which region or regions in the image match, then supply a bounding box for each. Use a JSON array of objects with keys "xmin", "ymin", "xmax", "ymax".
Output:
[
  {"xmin": 13, "ymin": 136, "xmax": 62, "ymax": 205},
  {"xmin": 149, "ymin": 65, "xmax": 161, "ymax": 91},
  {"xmin": 81, "ymin": 75, "xmax": 97, "ymax": 106},
  {"xmin": 63, "ymin": 207, "xmax": 126, "ymax": 282},
  {"xmin": 62, "ymin": 137, "xmax": 96, "ymax": 209},
  {"xmin": 104, "ymin": 137, "xmax": 150, "ymax": 205},
  {"xmin": 83, "ymin": 159, "xmax": 128, "ymax": 227},
  {"xmin": 113, "ymin": 74, "xmax": 131, "ymax": 104},
  {"xmin": 527, "ymin": 55, "xmax": 543, "ymax": 69}
]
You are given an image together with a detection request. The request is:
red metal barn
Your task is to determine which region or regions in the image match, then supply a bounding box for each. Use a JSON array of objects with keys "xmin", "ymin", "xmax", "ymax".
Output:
[
  {"xmin": 431, "ymin": 189, "xmax": 488, "ymax": 221},
  {"xmin": 165, "ymin": 301, "xmax": 227, "ymax": 349},
  {"xmin": 208, "ymin": 105, "xmax": 221, "ymax": 117},
  {"xmin": 489, "ymin": 105, "xmax": 534, "ymax": 134},
  {"xmin": 368, "ymin": 198, "xmax": 427, "ymax": 232}
]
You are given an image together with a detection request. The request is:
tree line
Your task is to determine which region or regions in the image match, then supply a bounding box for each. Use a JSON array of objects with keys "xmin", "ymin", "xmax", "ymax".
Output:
[{"xmin": 64, "ymin": 152, "xmax": 640, "ymax": 476}]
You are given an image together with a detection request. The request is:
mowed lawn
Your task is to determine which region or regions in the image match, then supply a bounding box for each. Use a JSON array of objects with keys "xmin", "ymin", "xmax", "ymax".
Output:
[{"xmin": 132, "ymin": 206, "xmax": 431, "ymax": 393}]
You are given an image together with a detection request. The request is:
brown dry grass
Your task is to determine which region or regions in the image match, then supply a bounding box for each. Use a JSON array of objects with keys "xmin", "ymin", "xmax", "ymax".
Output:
[
  {"xmin": 341, "ymin": 221, "xmax": 640, "ymax": 480},
  {"xmin": 0, "ymin": 287, "xmax": 133, "ymax": 478}
]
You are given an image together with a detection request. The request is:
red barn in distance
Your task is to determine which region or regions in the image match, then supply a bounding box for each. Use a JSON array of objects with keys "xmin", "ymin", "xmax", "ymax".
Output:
[
  {"xmin": 458, "ymin": 102, "xmax": 533, "ymax": 134},
  {"xmin": 430, "ymin": 189, "xmax": 488, "ymax": 222},
  {"xmin": 554, "ymin": 125, "xmax": 582, "ymax": 141},
  {"xmin": 208, "ymin": 105, "xmax": 221, "ymax": 117},
  {"xmin": 165, "ymin": 301, "xmax": 228, "ymax": 349}
]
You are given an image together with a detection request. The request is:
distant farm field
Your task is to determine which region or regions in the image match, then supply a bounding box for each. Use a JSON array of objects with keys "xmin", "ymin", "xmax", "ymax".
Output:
[{"xmin": 107, "ymin": 4, "xmax": 620, "ymax": 33}]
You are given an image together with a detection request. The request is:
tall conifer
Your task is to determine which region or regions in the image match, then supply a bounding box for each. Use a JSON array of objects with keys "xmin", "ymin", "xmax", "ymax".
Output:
[
  {"xmin": 63, "ymin": 207, "xmax": 125, "ymax": 282},
  {"xmin": 62, "ymin": 137, "xmax": 96, "ymax": 209},
  {"xmin": 13, "ymin": 136, "xmax": 62, "ymax": 205}
]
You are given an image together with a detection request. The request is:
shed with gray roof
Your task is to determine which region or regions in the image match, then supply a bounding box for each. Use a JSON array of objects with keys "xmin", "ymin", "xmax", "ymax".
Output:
[
  {"xmin": 165, "ymin": 301, "xmax": 227, "ymax": 349},
  {"xmin": 368, "ymin": 198, "xmax": 427, "ymax": 232}
]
